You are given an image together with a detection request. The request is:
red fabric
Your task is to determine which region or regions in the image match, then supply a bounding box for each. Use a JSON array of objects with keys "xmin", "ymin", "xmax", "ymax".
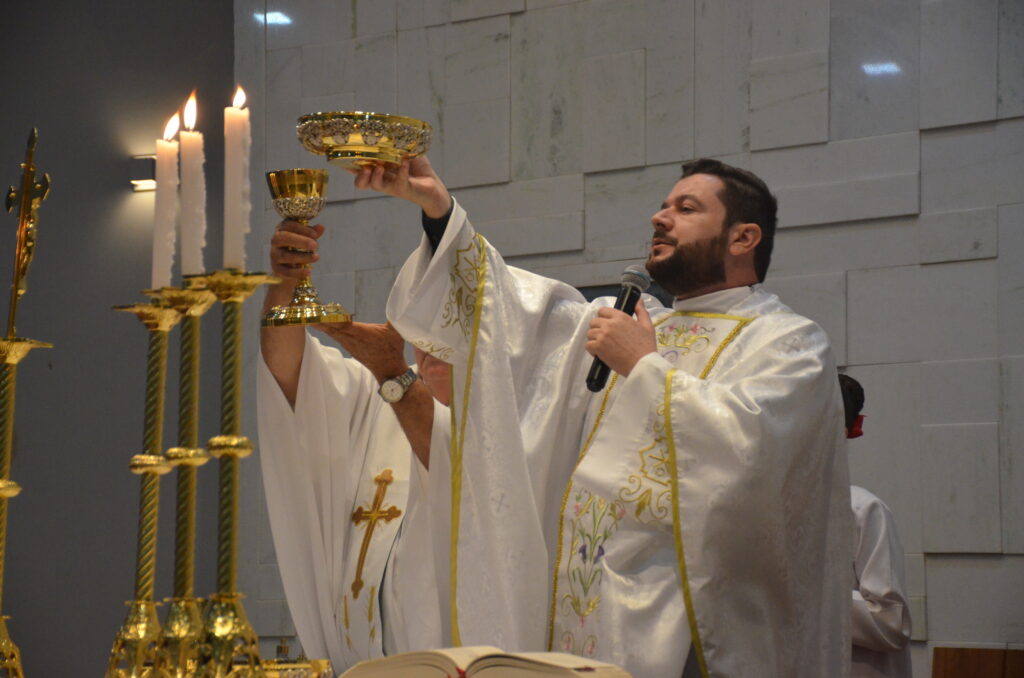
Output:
[{"xmin": 847, "ymin": 414, "xmax": 865, "ymax": 439}]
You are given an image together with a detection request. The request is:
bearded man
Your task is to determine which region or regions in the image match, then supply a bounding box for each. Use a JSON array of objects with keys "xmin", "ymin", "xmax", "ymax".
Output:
[{"xmin": 361, "ymin": 156, "xmax": 852, "ymax": 678}]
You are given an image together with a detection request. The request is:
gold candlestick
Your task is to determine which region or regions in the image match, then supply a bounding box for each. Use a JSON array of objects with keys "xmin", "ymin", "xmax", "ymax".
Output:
[
  {"xmin": 200, "ymin": 269, "xmax": 275, "ymax": 678},
  {"xmin": 0, "ymin": 128, "xmax": 51, "ymax": 678},
  {"xmin": 153, "ymin": 279, "xmax": 217, "ymax": 678},
  {"xmin": 107, "ymin": 302, "xmax": 180, "ymax": 678}
]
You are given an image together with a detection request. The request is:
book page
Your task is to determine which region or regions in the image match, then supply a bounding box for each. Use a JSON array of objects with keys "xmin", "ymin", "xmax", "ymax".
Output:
[{"xmin": 468, "ymin": 652, "xmax": 632, "ymax": 677}]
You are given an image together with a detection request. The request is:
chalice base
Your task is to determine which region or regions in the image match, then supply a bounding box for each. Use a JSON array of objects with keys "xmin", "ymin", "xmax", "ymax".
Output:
[{"xmin": 262, "ymin": 279, "xmax": 351, "ymax": 327}]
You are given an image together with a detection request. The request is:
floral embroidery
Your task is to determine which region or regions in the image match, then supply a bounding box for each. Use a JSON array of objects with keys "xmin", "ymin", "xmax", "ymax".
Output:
[
  {"xmin": 559, "ymin": 486, "xmax": 625, "ymax": 651},
  {"xmin": 411, "ymin": 338, "xmax": 454, "ymax": 361},
  {"xmin": 618, "ymin": 400, "xmax": 673, "ymax": 523},
  {"xmin": 656, "ymin": 320, "xmax": 715, "ymax": 355},
  {"xmin": 442, "ymin": 235, "xmax": 486, "ymax": 338}
]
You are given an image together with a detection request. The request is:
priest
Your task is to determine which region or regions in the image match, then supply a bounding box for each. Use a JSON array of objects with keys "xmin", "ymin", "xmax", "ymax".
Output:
[
  {"xmin": 357, "ymin": 155, "xmax": 852, "ymax": 678},
  {"xmin": 256, "ymin": 217, "xmax": 449, "ymax": 670}
]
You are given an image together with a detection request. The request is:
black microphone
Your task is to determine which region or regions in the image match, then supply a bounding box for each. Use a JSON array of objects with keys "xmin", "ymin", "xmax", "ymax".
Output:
[{"xmin": 586, "ymin": 265, "xmax": 652, "ymax": 392}]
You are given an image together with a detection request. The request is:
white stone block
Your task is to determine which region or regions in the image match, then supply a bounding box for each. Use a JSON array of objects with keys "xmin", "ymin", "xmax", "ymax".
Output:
[
  {"xmin": 445, "ymin": 15, "xmax": 510, "ymax": 105},
  {"xmin": 749, "ymin": 51, "xmax": 828, "ymax": 151},
  {"xmin": 301, "ymin": 40, "xmax": 354, "ymax": 98},
  {"xmin": 645, "ymin": 0, "xmax": 695, "ymax": 165},
  {"xmin": 510, "ymin": 3, "xmax": 584, "ymax": 180},
  {"xmin": 397, "ymin": 0, "xmax": 425, "ymax": 30},
  {"xmin": 583, "ymin": 0, "xmax": 645, "ymax": 57},
  {"xmin": 265, "ymin": 0, "xmax": 353, "ymax": 50},
  {"xmin": 527, "ymin": 0, "xmax": 578, "ymax": 7},
  {"xmin": 920, "ymin": 0, "xmax": 999, "ymax": 129},
  {"xmin": 455, "ymin": 174, "xmax": 583, "ymax": 221},
  {"xmin": 921, "ymin": 359, "xmax": 1000, "ymax": 425},
  {"xmin": 477, "ymin": 211, "xmax": 584, "ymax": 257},
  {"xmin": 450, "ymin": 0, "xmax": 523, "ymax": 23},
  {"xmin": 999, "ymin": 0, "xmax": 1024, "ymax": 119},
  {"xmin": 1003, "ymin": 357, "xmax": 1024, "ymax": 554},
  {"xmin": 751, "ymin": 0, "xmax": 828, "ymax": 59},
  {"xmin": 770, "ymin": 216, "xmax": 920, "ymax": 279},
  {"xmin": 251, "ymin": 599, "xmax": 296, "ymax": 636},
  {"xmin": 424, "ymin": 0, "xmax": 451, "ymax": 25},
  {"xmin": 355, "ymin": 267, "xmax": 398, "ymax": 323},
  {"xmin": 256, "ymin": 561, "xmax": 288, "ymax": 600},
  {"xmin": 829, "ymin": 0, "xmax": 919, "ymax": 141},
  {"xmin": 532, "ymin": 258, "xmax": 637, "ymax": 289},
  {"xmin": 998, "ymin": 203, "xmax": 1024, "ymax": 356},
  {"xmin": 921, "ymin": 423, "xmax": 1001, "ymax": 553},
  {"xmin": 300, "ymin": 92, "xmax": 356, "ymax": 117},
  {"xmin": 925, "ymin": 555, "xmax": 1024, "ymax": 642},
  {"xmin": 752, "ymin": 132, "xmax": 920, "ymax": 227},
  {"xmin": 267, "ymin": 48, "xmax": 306, "ymax": 174},
  {"xmin": 847, "ymin": 265, "xmax": 921, "ymax": 365},
  {"xmin": 761, "ymin": 272, "xmax": 846, "ymax": 366},
  {"xmin": 582, "ymin": 50, "xmax": 646, "ymax": 173},
  {"xmin": 920, "ymin": 116, "xmax": 1024, "ymax": 213},
  {"xmin": 583, "ymin": 162, "xmax": 681, "ymax": 254},
  {"xmin": 909, "ymin": 597, "xmax": 928, "ymax": 641},
  {"xmin": 354, "ymin": 33, "xmax": 397, "ymax": 113},
  {"xmin": 905, "ymin": 553, "xmax": 926, "ymax": 597},
  {"xmin": 355, "ymin": 0, "xmax": 397, "ymax": 37},
  {"xmin": 443, "ymin": 98, "xmax": 510, "ymax": 188},
  {"xmin": 918, "ymin": 260, "xmax": 997, "ymax": 362},
  {"xmin": 920, "ymin": 207, "xmax": 998, "ymax": 264},
  {"xmin": 694, "ymin": 0, "xmax": 751, "ymax": 157},
  {"xmin": 845, "ymin": 363, "xmax": 923, "ymax": 553},
  {"xmin": 910, "ymin": 642, "xmax": 931, "ymax": 676},
  {"xmin": 398, "ymin": 26, "xmax": 447, "ymax": 176}
]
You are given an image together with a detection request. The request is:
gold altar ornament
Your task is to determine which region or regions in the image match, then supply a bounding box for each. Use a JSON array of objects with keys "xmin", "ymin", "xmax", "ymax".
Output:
[
  {"xmin": 0, "ymin": 128, "xmax": 52, "ymax": 678},
  {"xmin": 262, "ymin": 169, "xmax": 351, "ymax": 327},
  {"xmin": 296, "ymin": 111, "xmax": 432, "ymax": 168}
]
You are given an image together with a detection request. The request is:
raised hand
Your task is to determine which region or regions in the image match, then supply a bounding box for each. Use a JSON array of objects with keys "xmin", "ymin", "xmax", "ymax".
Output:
[
  {"xmin": 351, "ymin": 155, "xmax": 451, "ymax": 218},
  {"xmin": 315, "ymin": 321, "xmax": 409, "ymax": 384},
  {"xmin": 270, "ymin": 219, "xmax": 324, "ymax": 281},
  {"xmin": 585, "ymin": 301, "xmax": 657, "ymax": 378}
]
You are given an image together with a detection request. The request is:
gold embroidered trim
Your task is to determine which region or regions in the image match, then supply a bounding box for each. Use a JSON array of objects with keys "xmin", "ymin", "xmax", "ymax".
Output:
[
  {"xmin": 664, "ymin": 369, "xmax": 709, "ymax": 678},
  {"xmin": 546, "ymin": 372, "xmax": 620, "ymax": 650},
  {"xmin": 449, "ymin": 233, "xmax": 488, "ymax": 646}
]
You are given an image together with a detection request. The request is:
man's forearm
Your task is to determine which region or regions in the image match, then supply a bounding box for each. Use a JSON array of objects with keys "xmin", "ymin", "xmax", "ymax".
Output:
[
  {"xmin": 260, "ymin": 279, "xmax": 305, "ymax": 407},
  {"xmin": 387, "ymin": 379, "xmax": 434, "ymax": 470}
]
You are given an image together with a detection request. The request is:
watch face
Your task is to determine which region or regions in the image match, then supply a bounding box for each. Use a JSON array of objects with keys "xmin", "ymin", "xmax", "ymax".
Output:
[{"xmin": 381, "ymin": 380, "xmax": 404, "ymax": 402}]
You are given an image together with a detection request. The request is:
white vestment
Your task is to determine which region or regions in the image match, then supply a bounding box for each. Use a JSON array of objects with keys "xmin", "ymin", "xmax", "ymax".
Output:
[
  {"xmin": 851, "ymin": 485, "xmax": 913, "ymax": 678},
  {"xmin": 257, "ymin": 332, "xmax": 445, "ymax": 672},
  {"xmin": 386, "ymin": 199, "xmax": 852, "ymax": 678}
]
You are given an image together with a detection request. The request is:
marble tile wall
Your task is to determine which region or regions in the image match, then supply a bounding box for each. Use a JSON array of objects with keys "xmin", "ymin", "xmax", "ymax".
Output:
[{"xmin": 237, "ymin": 0, "xmax": 1024, "ymax": 657}]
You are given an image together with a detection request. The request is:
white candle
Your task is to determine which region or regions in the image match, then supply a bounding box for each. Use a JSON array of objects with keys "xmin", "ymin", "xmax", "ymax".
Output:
[
  {"xmin": 223, "ymin": 86, "xmax": 251, "ymax": 271},
  {"xmin": 152, "ymin": 113, "xmax": 180, "ymax": 290},
  {"xmin": 179, "ymin": 91, "xmax": 207, "ymax": 275}
]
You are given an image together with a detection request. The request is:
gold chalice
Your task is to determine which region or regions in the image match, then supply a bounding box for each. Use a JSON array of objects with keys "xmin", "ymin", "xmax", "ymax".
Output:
[
  {"xmin": 296, "ymin": 111, "xmax": 432, "ymax": 169},
  {"xmin": 262, "ymin": 168, "xmax": 352, "ymax": 327}
]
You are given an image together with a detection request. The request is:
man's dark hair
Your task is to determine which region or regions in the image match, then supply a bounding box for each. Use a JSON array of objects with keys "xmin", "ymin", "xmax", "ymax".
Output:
[
  {"xmin": 680, "ymin": 158, "xmax": 778, "ymax": 282},
  {"xmin": 838, "ymin": 373, "xmax": 864, "ymax": 432}
]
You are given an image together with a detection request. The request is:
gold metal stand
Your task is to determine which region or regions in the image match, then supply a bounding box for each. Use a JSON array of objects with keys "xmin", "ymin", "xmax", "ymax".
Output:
[
  {"xmin": 199, "ymin": 269, "xmax": 275, "ymax": 678},
  {"xmin": 155, "ymin": 279, "xmax": 217, "ymax": 678},
  {"xmin": 0, "ymin": 128, "xmax": 51, "ymax": 678},
  {"xmin": 107, "ymin": 302, "xmax": 181, "ymax": 678}
]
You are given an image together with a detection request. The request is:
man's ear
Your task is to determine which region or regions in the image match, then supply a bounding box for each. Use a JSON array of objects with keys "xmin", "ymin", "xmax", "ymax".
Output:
[{"xmin": 729, "ymin": 222, "xmax": 761, "ymax": 256}]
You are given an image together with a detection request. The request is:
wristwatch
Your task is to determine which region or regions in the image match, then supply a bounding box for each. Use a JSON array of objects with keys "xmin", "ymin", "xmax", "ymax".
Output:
[{"xmin": 378, "ymin": 367, "xmax": 417, "ymax": 403}]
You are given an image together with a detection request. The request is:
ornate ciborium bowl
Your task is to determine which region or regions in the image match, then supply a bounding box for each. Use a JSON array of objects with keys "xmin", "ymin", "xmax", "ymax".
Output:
[
  {"xmin": 296, "ymin": 111, "xmax": 432, "ymax": 168},
  {"xmin": 262, "ymin": 168, "xmax": 352, "ymax": 327}
]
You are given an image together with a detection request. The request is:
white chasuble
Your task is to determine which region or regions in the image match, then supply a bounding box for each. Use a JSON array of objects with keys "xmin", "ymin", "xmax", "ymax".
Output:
[
  {"xmin": 257, "ymin": 332, "xmax": 443, "ymax": 672},
  {"xmin": 387, "ymin": 200, "xmax": 852, "ymax": 678}
]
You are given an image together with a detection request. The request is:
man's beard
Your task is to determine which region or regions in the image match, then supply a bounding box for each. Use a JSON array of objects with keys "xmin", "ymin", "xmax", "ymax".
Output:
[{"xmin": 645, "ymin": 229, "xmax": 729, "ymax": 298}]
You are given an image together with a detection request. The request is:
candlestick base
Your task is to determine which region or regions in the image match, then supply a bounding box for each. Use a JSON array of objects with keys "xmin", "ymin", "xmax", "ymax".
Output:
[
  {"xmin": 0, "ymin": 616, "xmax": 24, "ymax": 678},
  {"xmin": 262, "ymin": 278, "xmax": 351, "ymax": 327},
  {"xmin": 105, "ymin": 600, "xmax": 162, "ymax": 678},
  {"xmin": 157, "ymin": 597, "xmax": 204, "ymax": 678},
  {"xmin": 198, "ymin": 593, "xmax": 263, "ymax": 678}
]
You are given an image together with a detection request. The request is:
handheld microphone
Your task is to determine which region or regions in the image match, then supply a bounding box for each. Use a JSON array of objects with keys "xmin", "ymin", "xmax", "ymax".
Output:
[{"xmin": 586, "ymin": 265, "xmax": 652, "ymax": 392}]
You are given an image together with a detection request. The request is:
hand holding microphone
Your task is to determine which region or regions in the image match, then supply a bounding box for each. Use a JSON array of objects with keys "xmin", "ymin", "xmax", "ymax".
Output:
[{"xmin": 585, "ymin": 266, "xmax": 653, "ymax": 392}]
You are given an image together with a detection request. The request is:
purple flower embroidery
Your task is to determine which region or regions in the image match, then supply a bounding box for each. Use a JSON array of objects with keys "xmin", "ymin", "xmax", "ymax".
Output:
[
  {"xmin": 578, "ymin": 544, "xmax": 587, "ymax": 562},
  {"xmin": 595, "ymin": 545, "xmax": 605, "ymax": 563}
]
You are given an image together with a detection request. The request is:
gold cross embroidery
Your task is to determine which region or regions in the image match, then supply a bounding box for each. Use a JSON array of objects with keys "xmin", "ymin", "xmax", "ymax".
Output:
[{"xmin": 350, "ymin": 469, "xmax": 402, "ymax": 599}]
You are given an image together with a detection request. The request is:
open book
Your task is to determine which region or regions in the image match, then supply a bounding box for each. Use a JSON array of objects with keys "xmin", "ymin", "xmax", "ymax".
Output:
[{"xmin": 339, "ymin": 646, "xmax": 633, "ymax": 678}]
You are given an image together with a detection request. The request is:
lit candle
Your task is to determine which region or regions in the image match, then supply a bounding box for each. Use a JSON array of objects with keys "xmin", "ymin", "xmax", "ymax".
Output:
[
  {"xmin": 179, "ymin": 90, "xmax": 206, "ymax": 275},
  {"xmin": 223, "ymin": 86, "xmax": 251, "ymax": 270},
  {"xmin": 152, "ymin": 113, "xmax": 180, "ymax": 290}
]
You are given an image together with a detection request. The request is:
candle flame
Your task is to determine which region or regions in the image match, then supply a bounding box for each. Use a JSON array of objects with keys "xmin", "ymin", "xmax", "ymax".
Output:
[
  {"xmin": 232, "ymin": 86, "xmax": 247, "ymax": 109},
  {"xmin": 184, "ymin": 90, "xmax": 197, "ymax": 130},
  {"xmin": 163, "ymin": 113, "xmax": 180, "ymax": 141}
]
